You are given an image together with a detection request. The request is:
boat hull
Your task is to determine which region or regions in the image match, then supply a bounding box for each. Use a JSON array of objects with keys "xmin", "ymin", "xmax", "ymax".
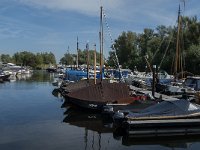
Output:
[{"xmin": 64, "ymin": 82, "xmax": 134, "ymax": 111}]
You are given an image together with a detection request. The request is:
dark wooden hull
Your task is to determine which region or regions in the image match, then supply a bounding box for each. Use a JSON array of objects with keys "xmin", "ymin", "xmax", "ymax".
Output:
[
  {"xmin": 60, "ymin": 79, "xmax": 110, "ymax": 94},
  {"xmin": 66, "ymin": 96, "xmax": 106, "ymax": 110},
  {"xmin": 65, "ymin": 82, "xmax": 134, "ymax": 111}
]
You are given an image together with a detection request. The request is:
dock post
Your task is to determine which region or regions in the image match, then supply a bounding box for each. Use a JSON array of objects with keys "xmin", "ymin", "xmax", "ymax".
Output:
[{"xmin": 152, "ymin": 65, "xmax": 156, "ymax": 97}]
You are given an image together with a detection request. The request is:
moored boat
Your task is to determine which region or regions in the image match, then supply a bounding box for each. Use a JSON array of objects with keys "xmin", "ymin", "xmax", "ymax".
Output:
[
  {"xmin": 65, "ymin": 82, "xmax": 134, "ymax": 111},
  {"xmin": 62, "ymin": 5, "xmax": 135, "ymax": 111},
  {"xmin": 113, "ymin": 99, "xmax": 200, "ymax": 136},
  {"xmin": 0, "ymin": 70, "xmax": 11, "ymax": 82}
]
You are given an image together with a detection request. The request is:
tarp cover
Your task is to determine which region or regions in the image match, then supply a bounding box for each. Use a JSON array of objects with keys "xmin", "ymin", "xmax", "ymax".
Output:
[{"xmin": 126, "ymin": 99, "xmax": 200, "ymax": 118}]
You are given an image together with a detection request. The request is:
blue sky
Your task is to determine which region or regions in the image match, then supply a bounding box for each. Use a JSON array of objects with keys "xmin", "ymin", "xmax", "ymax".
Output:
[{"xmin": 0, "ymin": 0, "xmax": 199, "ymax": 63}]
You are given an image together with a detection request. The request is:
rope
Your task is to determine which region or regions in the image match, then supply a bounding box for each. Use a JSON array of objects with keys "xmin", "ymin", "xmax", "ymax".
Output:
[
  {"xmin": 151, "ymin": 36, "xmax": 166, "ymax": 63},
  {"xmin": 102, "ymin": 8, "xmax": 124, "ymax": 82},
  {"xmin": 158, "ymin": 30, "xmax": 174, "ymax": 70}
]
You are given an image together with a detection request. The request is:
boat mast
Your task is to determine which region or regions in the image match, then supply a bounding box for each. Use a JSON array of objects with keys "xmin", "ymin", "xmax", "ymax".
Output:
[
  {"xmin": 76, "ymin": 36, "xmax": 79, "ymax": 69},
  {"xmin": 86, "ymin": 43, "xmax": 90, "ymax": 80},
  {"xmin": 94, "ymin": 44, "xmax": 97, "ymax": 84},
  {"xmin": 174, "ymin": 5, "xmax": 183, "ymax": 78},
  {"xmin": 99, "ymin": 6, "xmax": 103, "ymax": 81}
]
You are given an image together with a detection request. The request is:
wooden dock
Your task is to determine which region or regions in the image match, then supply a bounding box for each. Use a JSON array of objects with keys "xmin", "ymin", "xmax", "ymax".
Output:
[{"xmin": 123, "ymin": 118, "xmax": 200, "ymax": 137}]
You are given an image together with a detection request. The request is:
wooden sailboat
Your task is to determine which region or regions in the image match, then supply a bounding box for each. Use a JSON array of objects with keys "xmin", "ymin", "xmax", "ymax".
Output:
[
  {"xmin": 155, "ymin": 4, "xmax": 188, "ymax": 94},
  {"xmin": 64, "ymin": 6, "xmax": 134, "ymax": 111}
]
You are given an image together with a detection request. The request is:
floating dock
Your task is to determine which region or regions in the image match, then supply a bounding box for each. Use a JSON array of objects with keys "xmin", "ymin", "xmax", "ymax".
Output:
[{"xmin": 123, "ymin": 118, "xmax": 200, "ymax": 137}]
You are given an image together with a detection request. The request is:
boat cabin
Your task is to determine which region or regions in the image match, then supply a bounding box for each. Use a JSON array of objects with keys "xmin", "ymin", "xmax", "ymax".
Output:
[{"xmin": 184, "ymin": 76, "xmax": 200, "ymax": 91}]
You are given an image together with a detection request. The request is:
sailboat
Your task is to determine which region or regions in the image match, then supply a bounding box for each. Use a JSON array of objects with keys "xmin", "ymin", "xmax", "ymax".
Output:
[
  {"xmin": 156, "ymin": 4, "xmax": 196, "ymax": 95},
  {"xmin": 63, "ymin": 6, "xmax": 134, "ymax": 111}
]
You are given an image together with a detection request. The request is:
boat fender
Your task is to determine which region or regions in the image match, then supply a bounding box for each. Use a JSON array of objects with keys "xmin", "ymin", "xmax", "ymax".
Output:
[
  {"xmin": 147, "ymin": 93, "xmax": 155, "ymax": 100},
  {"xmin": 113, "ymin": 111, "xmax": 125, "ymax": 123}
]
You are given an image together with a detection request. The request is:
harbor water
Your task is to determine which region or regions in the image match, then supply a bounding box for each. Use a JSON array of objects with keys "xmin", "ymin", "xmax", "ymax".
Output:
[{"xmin": 1, "ymin": 70, "xmax": 200, "ymax": 150}]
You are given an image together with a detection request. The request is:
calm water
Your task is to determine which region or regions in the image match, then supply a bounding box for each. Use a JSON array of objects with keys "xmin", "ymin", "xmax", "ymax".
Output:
[{"xmin": 1, "ymin": 71, "xmax": 200, "ymax": 150}]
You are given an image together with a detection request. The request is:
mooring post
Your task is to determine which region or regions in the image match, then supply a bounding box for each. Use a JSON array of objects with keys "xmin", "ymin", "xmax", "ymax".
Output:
[{"xmin": 152, "ymin": 65, "xmax": 156, "ymax": 97}]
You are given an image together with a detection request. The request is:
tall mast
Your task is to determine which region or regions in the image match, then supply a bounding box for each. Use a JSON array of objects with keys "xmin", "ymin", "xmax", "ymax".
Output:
[
  {"xmin": 76, "ymin": 36, "xmax": 79, "ymax": 68},
  {"xmin": 174, "ymin": 5, "xmax": 182, "ymax": 77},
  {"xmin": 94, "ymin": 44, "xmax": 97, "ymax": 84},
  {"xmin": 99, "ymin": 6, "xmax": 103, "ymax": 81},
  {"xmin": 86, "ymin": 43, "xmax": 90, "ymax": 80}
]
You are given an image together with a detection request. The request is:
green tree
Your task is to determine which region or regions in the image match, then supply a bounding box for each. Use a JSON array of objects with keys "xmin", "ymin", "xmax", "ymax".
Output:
[
  {"xmin": 60, "ymin": 49, "xmax": 101, "ymax": 66},
  {"xmin": 60, "ymin": 53, "xmax": 74, "ymax": 65},
  {"xmin": 12, "ymin": 51, "xmax": 56, "ymax": 69},
  {"xmin": 42, "ymin": 52, "xmax": 56, "ymax": 65},
  {"xmin": 13, "ymin": 52, "xmax": 22, "ymax": 65},
  {"xmin": 111, "ymin": 31, "xmax": 139, "ymax": 70},
  {"xmin": 138, "ymin": 28, "xmax": 154, "ymax": 57},
  {"xmin": 107, "ymin": 16, "xmax": 200, "ymax": 75},
  {"xmin": 185, "ymin": 44, "xmax": 200, "ymax": 74},
  {"xmin": 182, "ymin": 16, "xmax": 200, "ymax": 47},
  {"xmin": 35, "ymin": 53, "xmax": 43, "ymax": 66},
  {"xmin": 1, "ymin": 54, "xmax": 13, "ymax": 63}
]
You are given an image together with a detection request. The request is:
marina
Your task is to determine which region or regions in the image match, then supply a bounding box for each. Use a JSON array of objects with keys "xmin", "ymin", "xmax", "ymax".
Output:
[
  {"xmin": 1, "ymin": 70, "xmax": 200, "ymax": 150},
  {"xmin": 1, "ymin": 0, "xmax": 200, "ymax": 149}
]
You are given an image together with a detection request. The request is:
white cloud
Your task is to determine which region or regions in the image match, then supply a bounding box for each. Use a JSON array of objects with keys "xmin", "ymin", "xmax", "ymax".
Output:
[
  {"xmin": 16, "ymin": 0, "xmax": 199, "ymax": 28},
  {"xmin": 18, "ymin": 0, "xmax": 123, "ymax": 17}
]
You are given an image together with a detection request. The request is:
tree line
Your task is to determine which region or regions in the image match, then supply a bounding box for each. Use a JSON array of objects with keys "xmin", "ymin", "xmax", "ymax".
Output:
[
  {"xmin": 0, "ymin": 51, "xmax": 56, "ymax": 69},
  {"xmin": 107, "ymin": 16, "xmax": 200, "ymax": 75},
  {"xmin": 0, "ymin": 49, "xmax": 102, "ymax": 69}
]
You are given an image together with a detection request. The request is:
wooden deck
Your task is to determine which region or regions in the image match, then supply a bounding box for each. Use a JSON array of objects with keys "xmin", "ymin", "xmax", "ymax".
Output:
[{"xmin": 124, "ymin": 118, "xmax": 200, "ymax": 137}]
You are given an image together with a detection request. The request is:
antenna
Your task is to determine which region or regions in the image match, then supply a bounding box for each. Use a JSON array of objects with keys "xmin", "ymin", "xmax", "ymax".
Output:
[
  {"xmin": 99, "ymin": 0, "xmax": 103, "ymax": 7},
  {"xmin": 180, "ymin": 0, "xmax": 186, "ymax": 12}
]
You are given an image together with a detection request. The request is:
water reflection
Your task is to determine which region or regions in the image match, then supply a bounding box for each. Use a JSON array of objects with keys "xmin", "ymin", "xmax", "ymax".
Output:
[
  {"xmin": 63, "ymin": 106, "xmax": 114, "ymax": 133},
  {"xmin": 28, "ymin": 70, "xmax": 55, "ymax": 82},
  {"xmin": 121, "ymin": 134, "xmax": 200, "ymax": 149},
  {"xmin": 2, "ymin": 70, "xmax": 56, "ymax": 83},
  {"xmin": 2, "ymin": 73, "xmax": 33, "ymax": 82},
  {"xmin": 63, "ymin": 106, "xmax": 118, "ymax": 150},
  {"xmin": 13, "ymin": 70, "xmax": 56, "ymax": 82},
  {"xmin": 52, "ymin": 88, "xmax": 63, "ymax": 98},
  {"xmin": 61, "ymin": 103, "xmax": 200, "ymax": 150}
]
